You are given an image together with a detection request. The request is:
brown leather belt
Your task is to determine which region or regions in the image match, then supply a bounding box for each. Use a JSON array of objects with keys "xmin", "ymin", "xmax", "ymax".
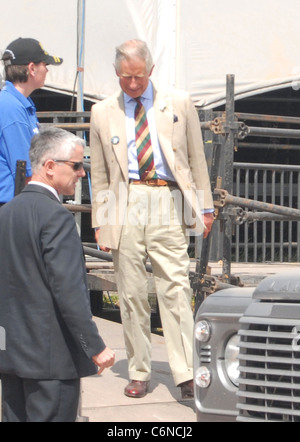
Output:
[{"xmin": 130, "ymin": 179, "xmax": 177, "ymax": 187}]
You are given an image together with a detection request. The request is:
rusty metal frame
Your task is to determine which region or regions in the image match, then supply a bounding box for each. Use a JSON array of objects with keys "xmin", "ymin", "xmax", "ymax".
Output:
[{"xmin": 194, "ymin": 74, "xmax": 300, "ymax": 308}]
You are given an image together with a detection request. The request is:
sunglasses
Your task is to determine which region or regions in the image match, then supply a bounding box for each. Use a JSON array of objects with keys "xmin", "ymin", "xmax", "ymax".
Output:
[{"xmin": 53, "ymin": 160, "xmax": 84, "ymax": 171}]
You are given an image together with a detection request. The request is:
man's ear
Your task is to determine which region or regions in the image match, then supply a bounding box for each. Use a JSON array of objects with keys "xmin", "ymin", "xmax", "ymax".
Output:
[
  {"xmin": 27, "ymin": 62, "xmax": 36, "ymax": 77},
  {"xmin": 149, "ymin": 65, "xmax": 155, "ymax": 77},
  {"xmin": 43, "ymin": 159, "xmax": 55, "ymax": 176}
]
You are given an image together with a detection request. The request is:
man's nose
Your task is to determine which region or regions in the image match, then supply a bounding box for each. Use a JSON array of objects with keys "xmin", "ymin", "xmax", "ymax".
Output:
[{"xmin": 129, "ymin": 78, "xmax": 139, "ymax": 88}]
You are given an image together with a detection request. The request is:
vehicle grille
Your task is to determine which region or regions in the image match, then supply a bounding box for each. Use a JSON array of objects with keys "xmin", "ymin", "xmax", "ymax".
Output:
[
  {"xmin": 237, "ymin": 316, "xmax": 300, "ymax": 422},
  {"xmin": 200, "ymin": 345, "xmax": 211, "ymax": 364}
]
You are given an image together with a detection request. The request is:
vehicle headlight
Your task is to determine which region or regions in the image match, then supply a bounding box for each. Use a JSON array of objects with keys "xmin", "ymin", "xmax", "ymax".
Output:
[
  {"xmin": 224, "ymin": 334, "xmax": 240, "ymax": 387},
  {"xmin": 195, "ymin": 366, "xmax": 211, "ymax": 388},
  {"xmin": 195, "ymin": 320, "xmax": 211, "ymax": 343}
]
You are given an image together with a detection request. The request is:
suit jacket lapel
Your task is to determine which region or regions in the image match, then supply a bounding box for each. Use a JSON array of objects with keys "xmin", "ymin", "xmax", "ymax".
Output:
[
  {"xmin": 153, "ymin": 86, "xmax": 176, "ymax": 176},
  {"xmin": 108, "ymin": 93, "xmax": 129, "ymax": 183}
]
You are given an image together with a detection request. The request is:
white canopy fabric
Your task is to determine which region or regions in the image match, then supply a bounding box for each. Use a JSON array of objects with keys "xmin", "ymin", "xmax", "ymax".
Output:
[{"xmin": 1, "ymin": 0, "xmax": 300, "ymax": 109}]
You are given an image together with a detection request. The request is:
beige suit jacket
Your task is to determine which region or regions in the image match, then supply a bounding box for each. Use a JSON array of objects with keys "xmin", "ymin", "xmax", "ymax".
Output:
[{"xmin": 90, "ymin": 83, "xmax": 214, "ymax": 250}]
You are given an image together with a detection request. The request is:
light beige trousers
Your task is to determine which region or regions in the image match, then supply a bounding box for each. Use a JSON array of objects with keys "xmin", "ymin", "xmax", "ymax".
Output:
[{"xmin": 112, "ymin": 183, "xmax": 194, "ymax": 386}]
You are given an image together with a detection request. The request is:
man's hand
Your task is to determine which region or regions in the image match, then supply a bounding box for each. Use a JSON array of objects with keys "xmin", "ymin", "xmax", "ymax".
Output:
[
  {"xmin": 203, "ymin": 212, "xmax": 214, "ymax": 238},
  {"xmin": 95, "ymin": 229, "xmax": 111, "ymax": 253},
  {"xmin": 92, "ymin": 347, "xmax": 116, "ymax": 375}
]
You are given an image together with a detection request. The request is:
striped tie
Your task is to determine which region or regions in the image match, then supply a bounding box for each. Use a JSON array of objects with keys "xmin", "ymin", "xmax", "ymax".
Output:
[{"xmin": 135, "ymin": 97, "xmax": 157, "ymax": 181}]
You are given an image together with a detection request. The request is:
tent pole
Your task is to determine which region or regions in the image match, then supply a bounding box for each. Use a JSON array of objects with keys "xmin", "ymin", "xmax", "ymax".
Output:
[
  {"xmin": 75, "ymin": 0, "xmax": 86, "ymax": 233},
  {"xmin": 76, "ymin": 3, "xmax": 89, "ymax": 422},
  {"xmin": 77, "ymin": 0, "xmax": 85, "ymax": 115}
]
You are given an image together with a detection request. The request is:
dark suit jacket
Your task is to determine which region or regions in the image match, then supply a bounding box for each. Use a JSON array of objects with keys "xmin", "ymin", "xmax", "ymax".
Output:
[{"xmin": 0, "ymin": 185, "xmax": 106, "ymax": 380}]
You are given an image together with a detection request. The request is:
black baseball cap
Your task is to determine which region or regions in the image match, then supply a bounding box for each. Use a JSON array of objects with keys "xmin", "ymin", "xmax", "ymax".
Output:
[{"xmin": 2, "ymin": 38, "xmax": 63, "ymax": 66}]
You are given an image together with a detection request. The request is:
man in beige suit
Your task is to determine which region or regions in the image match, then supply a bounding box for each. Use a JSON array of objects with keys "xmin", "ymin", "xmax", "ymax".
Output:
[{"xmin": 90, "ymin": 40, "xmax": 214, "ymax": 399}]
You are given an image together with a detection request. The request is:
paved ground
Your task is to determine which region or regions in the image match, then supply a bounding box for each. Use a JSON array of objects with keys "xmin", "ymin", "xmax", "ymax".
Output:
[{"xmin": 80, "ymin": 317, "xmax": 196, "ymax": 422}]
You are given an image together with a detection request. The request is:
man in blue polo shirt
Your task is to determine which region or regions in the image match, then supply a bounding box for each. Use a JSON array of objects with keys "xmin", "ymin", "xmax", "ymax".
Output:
[{"xmin": 0, "ymin": 38, "xmax": 63, "ymax": 205}]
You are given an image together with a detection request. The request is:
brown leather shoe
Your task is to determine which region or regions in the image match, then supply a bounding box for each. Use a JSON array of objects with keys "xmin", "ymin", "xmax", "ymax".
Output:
[
  {"xmin": 124, "ymin": 380, "xmax": 150, "ymax": 398},
  {"xmin": 179, "ymin": 380, "xmax": 194, "ymax": 399}
]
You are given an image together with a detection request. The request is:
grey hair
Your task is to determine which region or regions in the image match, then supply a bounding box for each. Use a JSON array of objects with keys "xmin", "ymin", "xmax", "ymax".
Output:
[
  {"xmin": 30, "ymin": 126, "xmax": 85, "ymax": 173},
  {"xmin": 115, "ymin": 39, "xmax": 153, "ymax": 73}
]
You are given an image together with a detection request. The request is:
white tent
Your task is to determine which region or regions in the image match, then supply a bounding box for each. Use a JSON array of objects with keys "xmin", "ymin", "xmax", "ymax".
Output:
[{"xmin": 1, "ymin": 0, "xmax": 300, "ymax": 108}]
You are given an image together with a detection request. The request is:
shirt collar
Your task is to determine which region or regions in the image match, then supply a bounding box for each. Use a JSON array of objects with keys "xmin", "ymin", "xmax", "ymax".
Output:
[
  {"xmin": 29, "ymin": 181, "xmax": 60, "ymax": 201},
  {"xmin": 4, "ymin": 81, "xmax": 36, "ymax": 110}
]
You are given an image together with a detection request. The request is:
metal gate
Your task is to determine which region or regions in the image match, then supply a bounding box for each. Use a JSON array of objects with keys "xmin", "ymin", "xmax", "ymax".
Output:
[
  {"xmin": 199, "ymin": 75, "xmax": 300, "ymax": 277},
  {"xmin": 233, "ymin": 162, "xmax": 300, "ymax": 263}
]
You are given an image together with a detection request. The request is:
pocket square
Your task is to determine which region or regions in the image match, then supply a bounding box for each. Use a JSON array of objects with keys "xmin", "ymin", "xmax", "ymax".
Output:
[{"xmin": 173, "ymin": 114, "xmax": 178, "ymax": 123}]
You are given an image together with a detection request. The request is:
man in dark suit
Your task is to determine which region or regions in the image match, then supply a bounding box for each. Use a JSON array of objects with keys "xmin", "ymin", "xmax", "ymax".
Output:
[{"xmin": 0, "ymin": 127, "xmax": 115, "ymax": 422}]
